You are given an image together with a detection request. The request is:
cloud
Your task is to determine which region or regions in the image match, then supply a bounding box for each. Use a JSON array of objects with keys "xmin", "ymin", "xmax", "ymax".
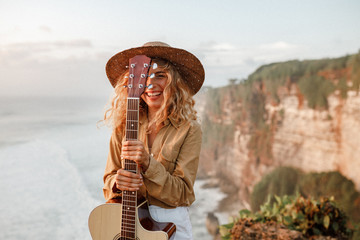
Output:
[
  {"xmin": 259, "ymin": 41, "xmax": 299, "ymax": 50},
  {"xmin": 193, "ymin": 41, "xmax": 307, "ymax": 87},
  {"xmin": 0, "ymin": 39, "xmax": 94, "ymax": 66},
  {"xmin": 0, "ymin": 53, "xmax": 111, "ymax": 97},
  {"xmin": 0, "ymin": 39, "xmax": 113, "ymax": 97}
]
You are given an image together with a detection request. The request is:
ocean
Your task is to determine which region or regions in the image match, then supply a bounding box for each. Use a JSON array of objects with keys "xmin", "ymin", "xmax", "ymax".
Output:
[{"xmin": 0, "ymin": 96, "xmax": 226, "ymax": 240}]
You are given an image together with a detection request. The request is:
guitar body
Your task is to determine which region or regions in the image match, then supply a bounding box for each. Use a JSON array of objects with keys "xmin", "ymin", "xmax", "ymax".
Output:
[{"xmin": 89, "ymin": 200, "xmax": 176, "ymax": 240}]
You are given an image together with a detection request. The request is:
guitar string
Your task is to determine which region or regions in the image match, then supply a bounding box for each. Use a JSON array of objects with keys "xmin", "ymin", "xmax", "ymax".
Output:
[
  {"xmin": 121, "ymin": 59, "xmax": 149, "ymax": 239},
  {"xmin": 122, "ymin": 65, "xmax": 134, "ymax": 239}
]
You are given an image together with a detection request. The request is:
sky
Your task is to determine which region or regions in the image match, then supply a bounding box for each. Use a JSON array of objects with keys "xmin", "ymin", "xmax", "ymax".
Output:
[{"xmin": 0, "ymin": 0, "xmax": 359, "ymax": 97}]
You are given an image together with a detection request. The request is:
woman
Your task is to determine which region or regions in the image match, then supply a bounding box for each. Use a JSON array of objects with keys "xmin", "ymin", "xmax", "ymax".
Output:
[{"xmin": 102, "ymin": 41, "xmax": 204, "ymax": 240}]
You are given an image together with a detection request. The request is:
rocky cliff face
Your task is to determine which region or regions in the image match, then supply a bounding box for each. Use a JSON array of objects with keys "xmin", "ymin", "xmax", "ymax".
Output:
[{"xmin": 196, "ymin": 53, "xmax": 360, "ymax": 207}]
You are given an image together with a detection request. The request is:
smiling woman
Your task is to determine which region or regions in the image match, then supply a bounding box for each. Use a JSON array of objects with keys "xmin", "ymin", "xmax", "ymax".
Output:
[{"xmin": 91, "ymin": 41, "xmax": 205, "ymax": 240}]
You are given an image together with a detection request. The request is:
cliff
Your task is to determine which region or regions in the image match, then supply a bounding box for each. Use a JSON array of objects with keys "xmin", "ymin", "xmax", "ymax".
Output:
[{"xmin": 196, "ymin": 52, "xmax": 360, "ymax": 207}]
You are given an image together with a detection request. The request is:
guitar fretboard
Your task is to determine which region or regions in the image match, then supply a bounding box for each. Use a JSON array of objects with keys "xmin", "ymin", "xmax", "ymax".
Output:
[{"xmin": 121, "ymin": 97, "xmax": 140, "ymax": 239}]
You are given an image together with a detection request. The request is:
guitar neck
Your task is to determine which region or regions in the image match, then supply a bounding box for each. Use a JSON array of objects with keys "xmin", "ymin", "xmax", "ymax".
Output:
[
  {"xmin": 125, "ymin": 97, "xmax": 140, "ymax": 142},
  {"xmin": 121, "ymin": 97, "xmax": 140, "ymax": 239}
]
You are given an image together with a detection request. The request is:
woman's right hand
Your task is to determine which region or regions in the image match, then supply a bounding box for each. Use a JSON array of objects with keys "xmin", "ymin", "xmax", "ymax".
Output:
[{"xmin": 115, "ymin": 169, "xmax": 143, "ymax": 191}]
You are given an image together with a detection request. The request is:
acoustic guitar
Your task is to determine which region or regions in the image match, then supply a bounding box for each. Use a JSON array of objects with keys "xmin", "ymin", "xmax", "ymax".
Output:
[{"xmin": 88, "ymin": 55, "xmax": 176, "ymax": 240}]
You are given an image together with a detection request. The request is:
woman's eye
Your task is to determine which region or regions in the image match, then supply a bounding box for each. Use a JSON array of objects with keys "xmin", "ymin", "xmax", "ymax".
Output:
[{"xmin": 156, "ymin": 73, "xmax": 166, "ymax": 78}]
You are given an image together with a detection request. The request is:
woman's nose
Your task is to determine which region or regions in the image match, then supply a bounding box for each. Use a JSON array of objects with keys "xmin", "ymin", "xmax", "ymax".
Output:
[{"xmin": 146, "ymin": 73, "xmax": 155, "ymax": 84}]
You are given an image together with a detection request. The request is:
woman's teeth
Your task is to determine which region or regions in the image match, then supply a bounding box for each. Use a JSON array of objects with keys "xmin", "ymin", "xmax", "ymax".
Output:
[{"xmin": 147, "ymin": 92, "xmax": 161, "ymax": 97}]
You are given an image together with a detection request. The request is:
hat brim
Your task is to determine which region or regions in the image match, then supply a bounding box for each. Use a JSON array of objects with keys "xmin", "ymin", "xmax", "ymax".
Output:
[{"xmin": 106, "ymin": 46, "xmax": 205, "ymax": 95}]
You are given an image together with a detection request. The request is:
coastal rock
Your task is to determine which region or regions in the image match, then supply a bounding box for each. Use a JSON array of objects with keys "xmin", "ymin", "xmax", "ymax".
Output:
[
  {"xmin": 205, "ymin": 212, "xmax": 219, "ymax": 237},
  {"xmin": 197, "ymin": 86, "xmax": 360, "ymax": 208},
  {"xmin": 229, "ymin": 219, "xmax": 305, "ymax": 240}
]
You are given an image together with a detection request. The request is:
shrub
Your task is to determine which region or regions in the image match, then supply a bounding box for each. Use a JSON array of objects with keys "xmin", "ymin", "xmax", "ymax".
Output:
[
  {"xmin": 298, "ymin": 75, "xmax": 336, "ymax": 109},
  {"xmin": 250, "ymin": 167, "xmax": 302, "ymax": 211},
  {"xmin": 220, "ymin": 195, "xmax": 353, "ymax": 239},
  {"xmin": 299, "ymin": 171, "xmax": 360, "ymax": 223}
]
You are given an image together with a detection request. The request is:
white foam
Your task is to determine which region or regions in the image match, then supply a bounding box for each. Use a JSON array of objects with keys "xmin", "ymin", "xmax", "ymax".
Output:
[
  {"xmin": 0, "ymin": 139, "xmax": 101, "ymax": 240},
  {"xmin": 190, "ymin": 179, "xmax": 226, "ymax": 239}
]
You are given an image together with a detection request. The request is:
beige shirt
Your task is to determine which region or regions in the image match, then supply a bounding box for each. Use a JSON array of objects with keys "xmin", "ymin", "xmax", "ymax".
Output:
[{"xmin": 103, "ymin": 116, "xmax": 202, "ymax": 209}]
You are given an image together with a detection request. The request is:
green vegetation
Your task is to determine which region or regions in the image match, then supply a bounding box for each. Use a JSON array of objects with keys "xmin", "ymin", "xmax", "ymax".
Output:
[
  {"xmin": 251, "ymin": 168, "xmax": 360, "ymax": 223},
  {"xmin": 337, "ymin": 78, "xmax": 349, "ymax": 99},
  {"xmin": 202, "ymin": 117, "xmax": 235, "ymax": 151},
  {"xmin": 299, "ymin": 171, "xmax": 360, "ymax": 223},
  {"xmin": 248, "ymin": 167, "xmax": 360, "ymax": 238},
  {"xmin": 298, "ymin": 75, "xmax": 335, "ymax": 109},
  {"xmin": 351, "ymin": 51, "xmax": 360, "ymax": 92},
  {"xmin": 250, "ymin": 167, "xmax": 302, "ymax": 211},
  {"xmin": 220, "ymin": 195, "xmax": 353, "ymax": 239}
]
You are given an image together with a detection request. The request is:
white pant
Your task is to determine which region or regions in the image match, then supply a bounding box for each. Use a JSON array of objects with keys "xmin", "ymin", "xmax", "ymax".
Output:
[{"xmin": 148, "ymin": 205, "xmax": 193, "ymax": 240}]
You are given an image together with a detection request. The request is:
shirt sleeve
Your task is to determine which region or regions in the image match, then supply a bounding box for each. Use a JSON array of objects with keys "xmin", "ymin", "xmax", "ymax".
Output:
[
  {"xmin": 142, "ymin": 122, "xmax": 202, "ymax": 207},
  {"xmin": 103, "ymin": 132, "xmax": 123, "ymax": 201}
]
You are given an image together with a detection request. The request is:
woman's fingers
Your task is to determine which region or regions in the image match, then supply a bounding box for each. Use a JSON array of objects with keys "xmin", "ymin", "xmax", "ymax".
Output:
[
  {"xmin": 115, "ymin": 169, "xmax": 143, "ymax": 191},
  {"xmin": 122, "ymin": 140, "xmax": 144, "ymax": 148},
  {"xmin": 121, "ymin": 141, "xmax": 149, "ymax": 166}
]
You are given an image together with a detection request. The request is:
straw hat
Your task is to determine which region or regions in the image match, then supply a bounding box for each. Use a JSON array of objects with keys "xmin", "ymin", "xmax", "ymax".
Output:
[{"xmin": 105, "ymin": 41, "xmax": 205, "ymax": 95}]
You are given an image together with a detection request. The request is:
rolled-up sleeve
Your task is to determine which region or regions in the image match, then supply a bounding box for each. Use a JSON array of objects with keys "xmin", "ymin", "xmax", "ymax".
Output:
[{"xmin": 143, "ymin": 122, "xmax": 202, "ymax": 207}]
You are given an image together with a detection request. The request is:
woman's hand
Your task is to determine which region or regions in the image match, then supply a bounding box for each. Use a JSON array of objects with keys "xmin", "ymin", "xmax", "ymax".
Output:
[
  {"xmin": 115, "ymin": 169, "xmax": 143, "ymax": 191},
  {"xmin": 121, "ymin": 140, "xmax": 150, "ymax": 172}
]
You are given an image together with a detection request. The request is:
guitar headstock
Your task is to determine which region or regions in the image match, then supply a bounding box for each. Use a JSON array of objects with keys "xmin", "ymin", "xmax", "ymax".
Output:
[{"xmin": 127, "ymin": 55, "xmax": 152, "ymax": 98}]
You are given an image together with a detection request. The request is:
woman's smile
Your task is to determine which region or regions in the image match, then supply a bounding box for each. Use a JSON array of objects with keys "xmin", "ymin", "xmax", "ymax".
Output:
[
  {"xmin": 145, "ymin": 91, "xmax": 162, "ymax": 97},
  {"xmin": 141, "ymin": 68, "xmax": 168, "ymax": 111}
]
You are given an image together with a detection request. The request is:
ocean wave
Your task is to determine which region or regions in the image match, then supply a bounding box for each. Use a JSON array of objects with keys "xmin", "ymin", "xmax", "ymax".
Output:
[{"xmin": 0, "ymin": 139, "xmax": 101, "ymax": 240}]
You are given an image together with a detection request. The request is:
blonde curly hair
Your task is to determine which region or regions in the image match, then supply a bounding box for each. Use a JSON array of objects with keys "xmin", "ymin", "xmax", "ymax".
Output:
[{"xmin": 103, "ymin": 59, "xmax": 197, "ymax": 134}]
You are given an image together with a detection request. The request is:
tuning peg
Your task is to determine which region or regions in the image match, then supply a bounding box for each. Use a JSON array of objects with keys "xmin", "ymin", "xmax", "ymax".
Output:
[
  {"xmin": 144, "ymin": 63, "xmax": 149, "ymax": 68},
  {"xmin": 146, "ymin": 84, "xmax": 153, "ymax": 89},
  {"xmin": 152, "ymin": 63, "xmax": 158, "ymax": 69},
  {"xmin": 130, "ymin": 64, "xmax": 135, "ymax": 68},
  {"xmin": 141, "ymin": 74, "xmax": 146, "ymax": 78},
  {"xmin": 149, "ymin": 73, "xmax": 155, "ymax": 78},
  {"xmin": 129, "ymin": 74, "xmax": 134, "ymax": 78}
]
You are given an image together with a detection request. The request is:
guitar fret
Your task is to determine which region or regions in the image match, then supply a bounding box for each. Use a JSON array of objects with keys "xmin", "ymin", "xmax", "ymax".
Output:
[
  {"xmin": 122, "ymin": 193, "xmax": 137, "ymax": 197},
  {"xmin": 121, "ymin": 226, "xmax": 136, "ymax": 231},
  {"xmin": 121, "ymin": 215, "xmax": 136, "ymax": 220},
  {"xmin": 124, "ymin": 162, "xmax": 137, "ymax": 165},
  {"xmin": 121, "ymin": 221, "xmax": 135, "ymax": 226},
  {"xmin": 122, "ymin": 203, "xmax": 136, "ymax": 207},
  {"xmin": 121, "ymin": 225, "xmax": 136, "ymax": 230},
  {"xmin": 122, "ymin": 210, "xmax": 136, "ymax": 215}
]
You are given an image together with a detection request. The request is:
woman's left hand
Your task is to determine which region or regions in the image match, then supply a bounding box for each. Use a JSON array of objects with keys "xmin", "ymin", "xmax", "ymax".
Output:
[{"xmin": 121, "ymin": 140, "xmax": 150, "ymax": 172}]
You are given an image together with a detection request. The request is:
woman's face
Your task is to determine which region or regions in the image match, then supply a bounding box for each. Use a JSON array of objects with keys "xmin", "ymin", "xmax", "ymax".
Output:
[{"xmin": 141, "ymin": 64, "xmax": 168, "ymax": 112}]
